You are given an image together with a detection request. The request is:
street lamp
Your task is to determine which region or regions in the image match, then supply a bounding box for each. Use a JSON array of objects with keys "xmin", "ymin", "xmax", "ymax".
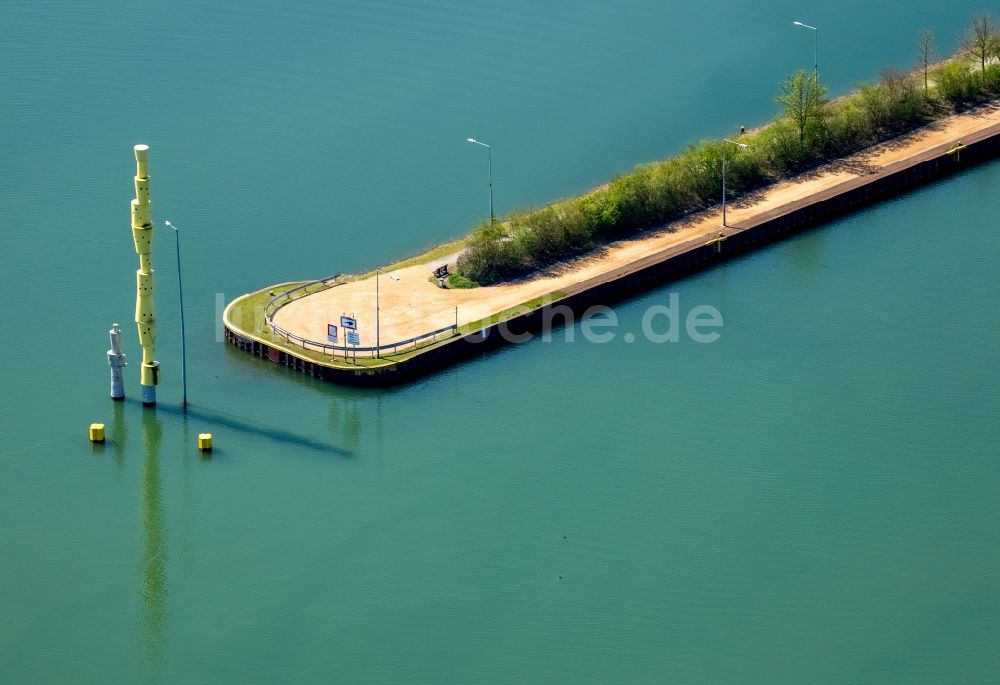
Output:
[
  {"xmin": 722, "ymin": 139, "xmax": 748, "ymax": 228},
  {"xmin": 466, "ymin": 137, "xmax": 494, "ymax": 223},
  {"xmin": 163, "ymin": 220, "xmax": 187, "ymax": 411},
  {"xmin": 793, "ymin": 21, "xmax": 819, "ymax": 76}
]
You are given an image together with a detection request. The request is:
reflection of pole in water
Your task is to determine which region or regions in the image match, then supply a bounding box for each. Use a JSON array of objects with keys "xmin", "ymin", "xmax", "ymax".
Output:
[
  {"xmin": 139, "ymin": 411, "xmax": 167, "ymax": 672},
  {"xmin": 329, "ymin": 397, "xmax": 362, "ymax": 452},
  {"xmin": 375, "ymin": 395, "xmax": 384, "ymax": 453},
  {"xmin": 109, "ymin": 400, "xmax": 128, "ymax": 469}
]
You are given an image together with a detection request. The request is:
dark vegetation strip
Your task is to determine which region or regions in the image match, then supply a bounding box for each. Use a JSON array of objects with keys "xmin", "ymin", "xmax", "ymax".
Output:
[{"xmin": 455, "ymin": 13, "xmax": 1000, "ymax": 285}]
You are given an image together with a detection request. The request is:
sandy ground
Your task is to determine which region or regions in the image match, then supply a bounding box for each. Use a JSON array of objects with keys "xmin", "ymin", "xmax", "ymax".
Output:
[{"xmin": 274, "ymin": 104, "xmax": 1000, "ymax": 348}]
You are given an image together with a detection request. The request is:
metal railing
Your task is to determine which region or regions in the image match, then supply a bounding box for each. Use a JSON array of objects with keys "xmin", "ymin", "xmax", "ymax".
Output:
[
  {"xmin": 268, "ymin": 320, "xmax": 458, "ymax": 359},
  {"xmin": 263, "ymin": 274, "xmax": 458, "ymax": 359},
  {"xmin": 263, "ymin": 274, "xmax": 344, "ymax": 321}
]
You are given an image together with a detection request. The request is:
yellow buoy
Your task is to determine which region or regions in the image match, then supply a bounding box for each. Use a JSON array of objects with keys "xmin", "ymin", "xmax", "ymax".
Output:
[
  {"xmin": 198, "ymin": 433, "xmax": 213, "ymax": 451},
  {"xmin": 89, "ymin": 423, "xmax": 106, "ymax": 443}
]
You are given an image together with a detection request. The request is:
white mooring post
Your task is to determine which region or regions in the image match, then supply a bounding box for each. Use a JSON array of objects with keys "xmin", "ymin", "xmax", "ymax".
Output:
[{"xmin": 108, "ymin": 323, "xmax": 127, "ymax": 400}]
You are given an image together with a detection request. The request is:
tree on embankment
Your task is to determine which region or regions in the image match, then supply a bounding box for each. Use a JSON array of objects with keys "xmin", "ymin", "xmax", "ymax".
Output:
[
  {"xmin": 918, "ymin": 29, "xmax": 935, "ymax": 96},
  {"xmin": 774, "ymin": 70, "xmax": 828, "ymax": 148},
  {"xmin": 964, "ymin": 11, "xmax": 1000, "ymax": 86}
]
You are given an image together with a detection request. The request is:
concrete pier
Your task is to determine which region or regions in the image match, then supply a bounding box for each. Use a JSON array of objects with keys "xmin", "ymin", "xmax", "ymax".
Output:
[{"xmin": 225, "ymin": 110, "xmax": 1000, "ymax": 386}]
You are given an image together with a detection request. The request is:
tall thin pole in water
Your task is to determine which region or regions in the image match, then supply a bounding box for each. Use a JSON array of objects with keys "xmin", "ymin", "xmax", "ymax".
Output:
[{"xmin": 164, "ymin": 220, "xmax": 187, "ymax": 411}]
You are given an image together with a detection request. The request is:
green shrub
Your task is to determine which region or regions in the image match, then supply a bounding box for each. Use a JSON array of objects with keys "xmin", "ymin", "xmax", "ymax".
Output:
[
  {"xmin": 880, "ymin": 69, "xmax": 925, "ymax": 130},
  {"xmin": 753, "ymin": 118, "xmax": 811, "ymax": 175},
  {"xmin": 447, "ymin": 273, "xmax": 478, "ymax": 289},
  {"xmin": 936, "ymin": 62, "xmax": 979, "ymax": 105},
  {"xmin": 824, "ymin": 98, "xmax": 874, "ymax": 156},
  {"xmin": 456, "ymin": 221, "xmax": 528, "ymax": 283},
  {"xmin": 678, "ymin": 142, "xmax": 723, "ymax": 202},
  {"xmin": 555, "ymin": 202, "xmax": 594, "ymax": 247},
  {"xmin": 646, "ymin": 158, "xmax": 702, "ymax": 218},
  {"xmin": 577, "ymin": 189, "xmax": 622, "ymax": 235},
  {"xmin": 605, "ymin": 171, "xmax": 657, "ymax": 232},
  {"xmin": 723, "ymin": 145, "xmax": 769, "ymax": 194},
  {"xmin": 859, "ymin": 83, "xmax": 892, "ymax": 132},
  {"xmin": 509, "ymin": 203, "xmax": 592, "ymax": 266},
  {"xmin": 985, "ymin": 64, "xmax": 1000, "ymax": 92}
]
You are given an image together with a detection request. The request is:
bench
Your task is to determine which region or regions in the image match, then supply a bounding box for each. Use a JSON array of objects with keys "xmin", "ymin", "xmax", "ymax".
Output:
[{"xmin": 433, "ymin": 264, "xmax": 450, "ymax": 287}]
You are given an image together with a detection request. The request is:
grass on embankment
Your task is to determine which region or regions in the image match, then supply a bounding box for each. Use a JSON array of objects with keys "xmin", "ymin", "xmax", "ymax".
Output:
[
  {"xmin": 225, "ymin": 286, "xmax": 457, "ymax": 369},
  {"xmin": 226, "ymin": 283, "xmax": 307, "ymax": 333}
]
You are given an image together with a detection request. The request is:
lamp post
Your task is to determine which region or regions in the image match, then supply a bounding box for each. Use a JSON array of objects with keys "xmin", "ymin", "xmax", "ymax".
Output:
[
  {"xmin": 163, "ymin": 220, "xmax": 187, "ymax": 411},
  {"xmin": 375, "ymin": 268, "xmax": 380, "ymax": 358},
  {"xmin": 466, "ymin": 137, "xmax": 494, "ymax": 223},
  {"xmin": 722, "ymin": 139, "xmax": 748, "ymax": 228},
  {"xmin": 793, "ymin": 20, "xmax": 819, "ymax": 77}
]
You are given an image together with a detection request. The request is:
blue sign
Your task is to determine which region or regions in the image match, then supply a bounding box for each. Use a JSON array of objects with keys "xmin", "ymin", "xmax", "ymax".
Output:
[
  {"xmin": 327, "ymin": 324, "xmax": 338, "ymax": 343},
  {"xmin": 346, "ymin": 331, "xmax": 360, "ymax": 346},
  {"xmin": 340, "ymin": 315, "xmax": 357, "ymax": 330}
]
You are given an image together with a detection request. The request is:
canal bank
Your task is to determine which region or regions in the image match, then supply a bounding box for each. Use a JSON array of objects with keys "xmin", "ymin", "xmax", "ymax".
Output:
[{"xmin": 225, "ymin": 110, "xmax": 1000, "ymax": 386}]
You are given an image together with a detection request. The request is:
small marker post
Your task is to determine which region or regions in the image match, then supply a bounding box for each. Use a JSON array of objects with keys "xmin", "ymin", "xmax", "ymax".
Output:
[
  {"xmin": 89, "ymin": 423, "xmax": 106, "ymax": 443},
  {"xmin": 197, "ymin": 433, "xmax": 212, "ymax": 452}
]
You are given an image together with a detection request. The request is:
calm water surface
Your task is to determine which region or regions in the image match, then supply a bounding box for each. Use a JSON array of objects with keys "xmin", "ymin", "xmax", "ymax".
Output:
[{"xmin": 1, "ymin": 1, "xmax": 998, "ymax": 682}]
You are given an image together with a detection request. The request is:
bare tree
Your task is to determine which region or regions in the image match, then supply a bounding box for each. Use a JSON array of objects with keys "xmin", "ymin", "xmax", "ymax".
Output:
[
  {"xmin": 964, "ymin": 11, "xmax": 999, "ymax": 84},
  {"xmin": 918, "ymin": 29, "xmax": 935, "ymax": 95}
]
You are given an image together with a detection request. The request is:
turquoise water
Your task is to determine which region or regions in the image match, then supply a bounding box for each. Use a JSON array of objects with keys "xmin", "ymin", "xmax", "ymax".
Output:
[{"xmin": 2, "ymin": 1, "xmax": 999, "ymax": 682}]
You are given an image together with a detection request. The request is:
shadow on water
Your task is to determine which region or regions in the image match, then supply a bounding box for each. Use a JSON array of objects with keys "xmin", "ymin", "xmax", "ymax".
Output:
[
  {"xmin": 110, "ymin": 400, "xmax": 355, "ymax": 683},
  {"xmin": 124, "ymin": 398, "xmax": 353, "ymax": 458},
  {"xmin": 109, "ymin": 395, "xmax": 353, "ymax": 680}
]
